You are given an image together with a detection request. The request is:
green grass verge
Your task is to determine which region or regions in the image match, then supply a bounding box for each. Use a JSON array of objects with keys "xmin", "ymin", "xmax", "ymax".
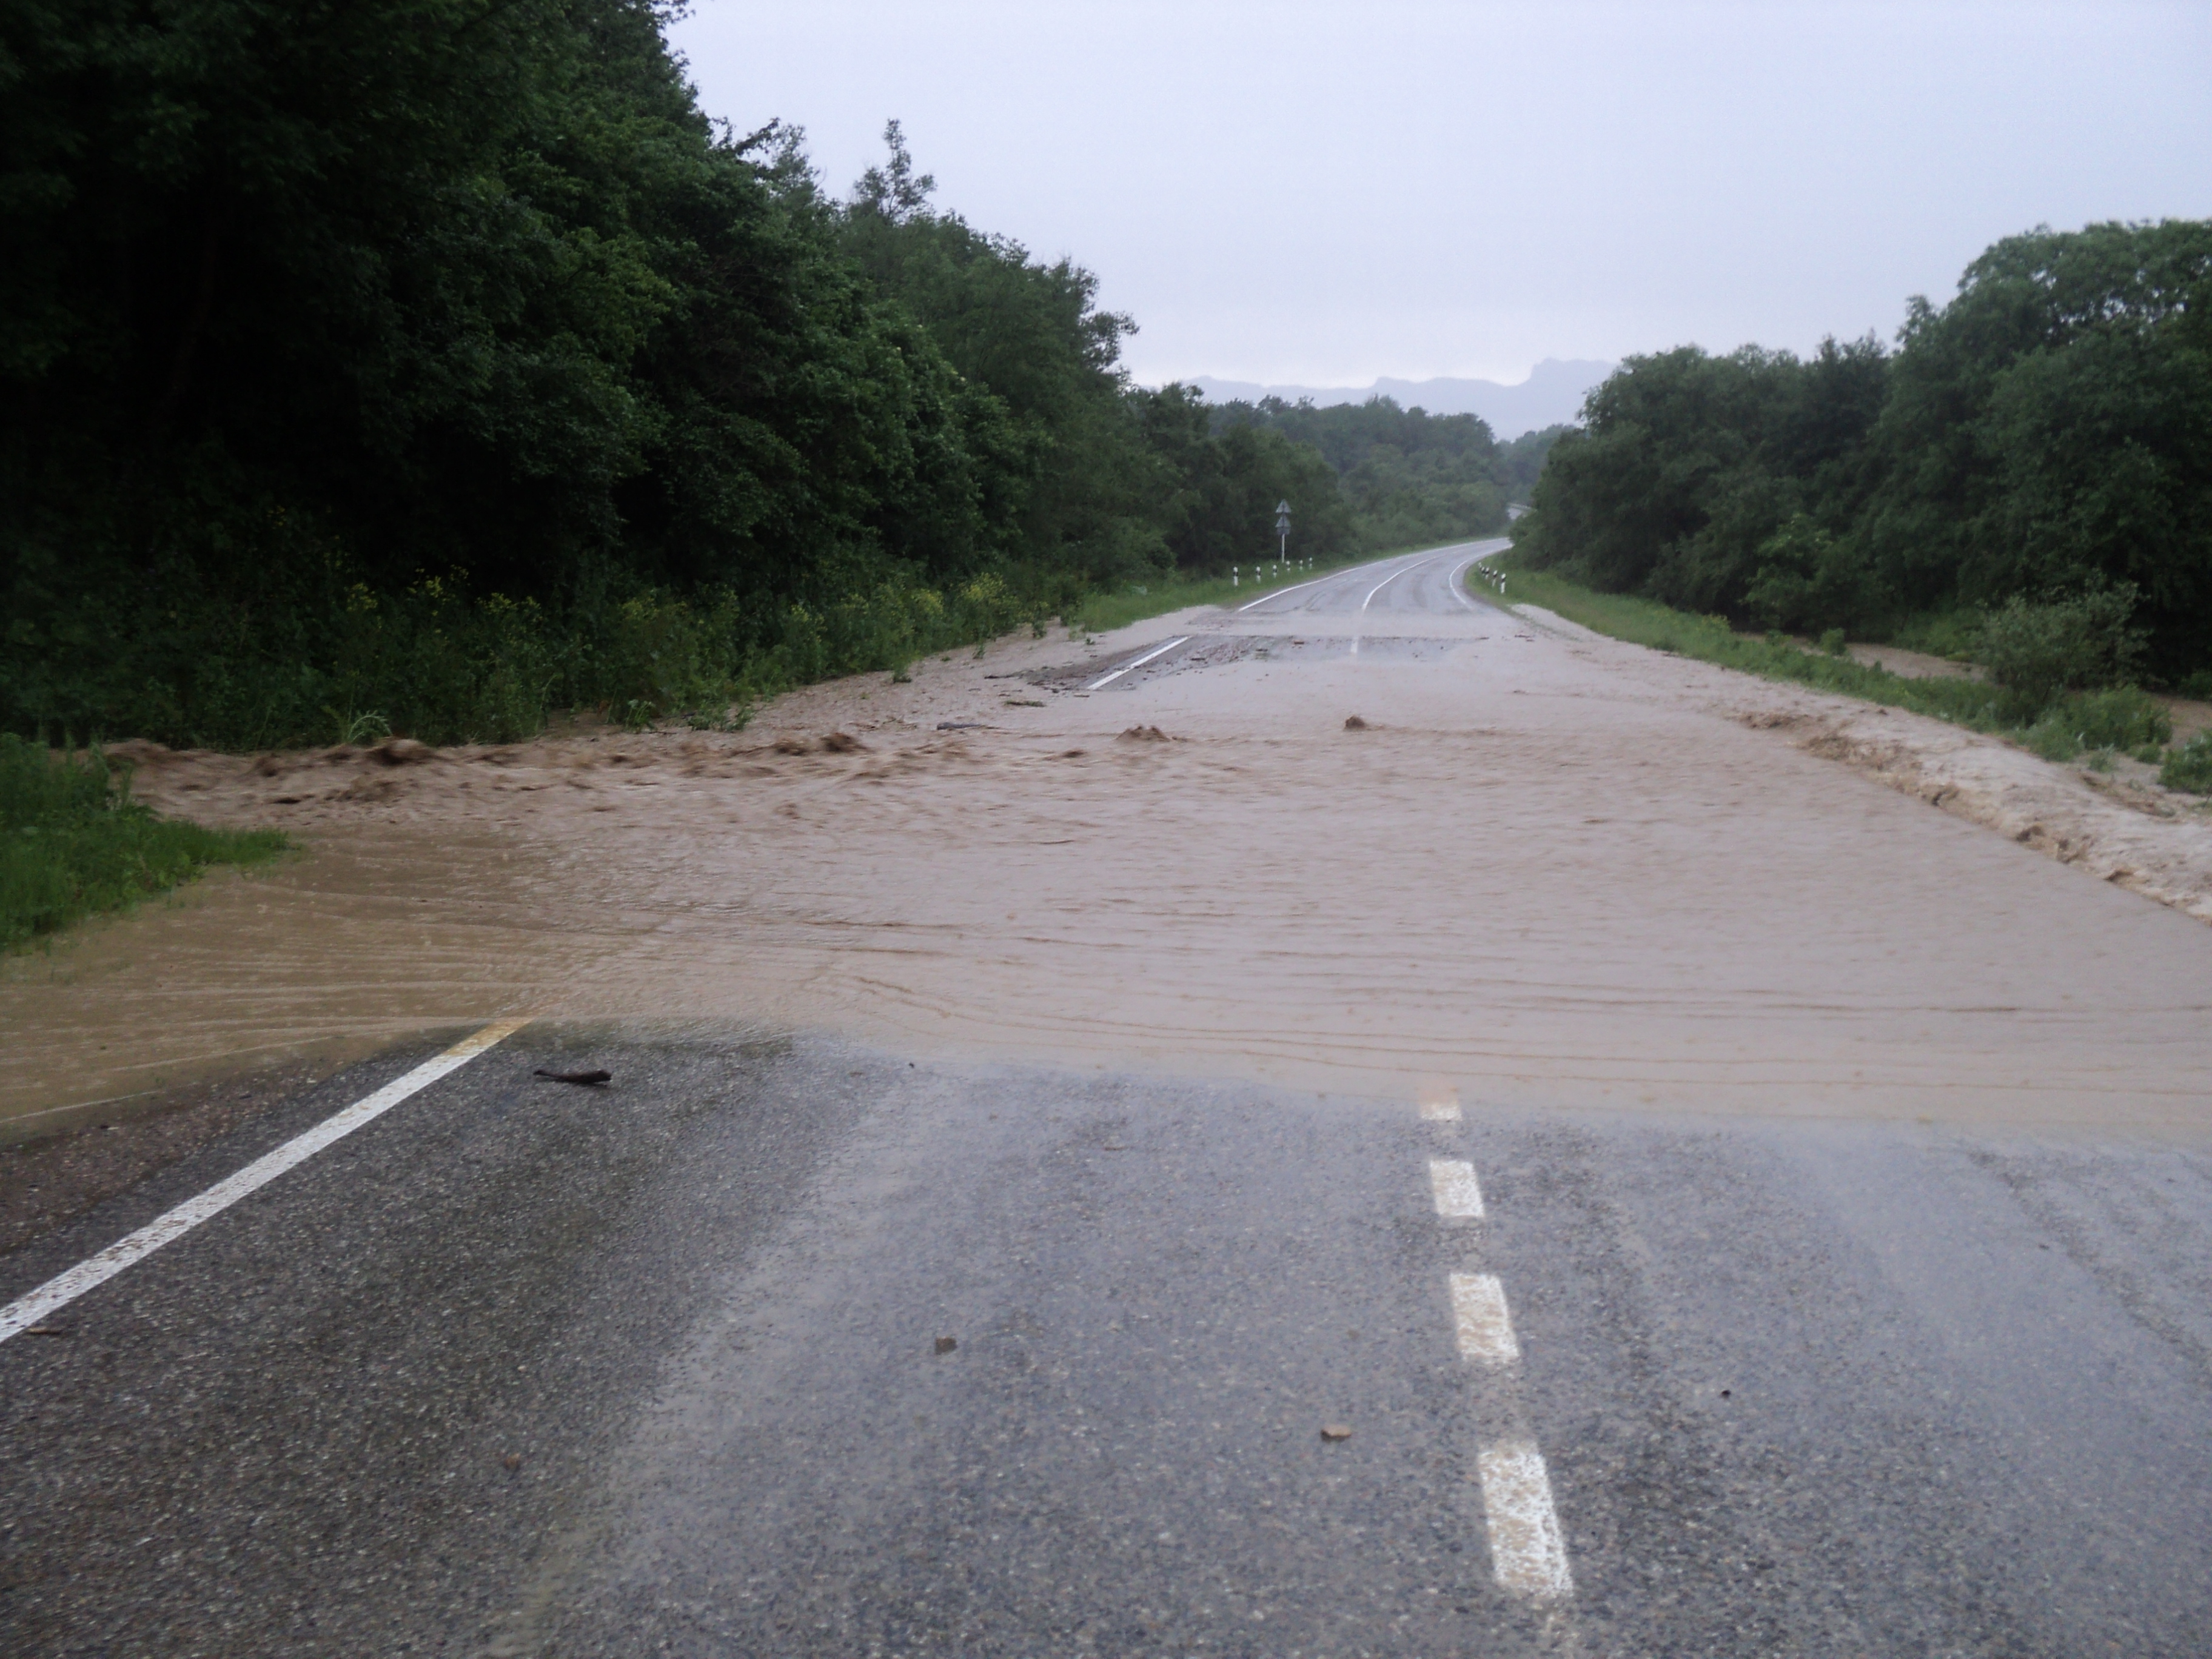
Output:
[
  {"xmin": 2, "ymin": 736, "xmax": 290, "ymax": 950},
  {"xmin": 1483, "ymin": 559, "xmax": 2179, "ymax": 766},
  {"xmin": 1065, "ymin": 541, "xmax": 1494, "ymax": 635}
]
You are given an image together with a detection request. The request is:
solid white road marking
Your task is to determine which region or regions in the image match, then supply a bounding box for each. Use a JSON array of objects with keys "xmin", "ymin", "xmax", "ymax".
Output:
[
  {"xmin": 1235, "ymin": 563, "xmax": 1372, "ymax": 612},
  {"xmin": 1477, "ymin": 1441, "xmax": 1575, "ymax": 1600},
  {"xmin": 1444, "ymin": 555, "xmax": 1483, "ymax": 611},
  {"xmin": 1085, "ymin": 635, "xmax": 1188, "ymax": 690},
  {"xmin": 1361, "ymin": 561, "xmax": 1421, "ymax": 611},
  {"xmin": 1429, "ymin": 1158, "xmax": 1486, "ymax": 1218},
  {"xmin": 0, "ymin": 1019, "xmax": 529, "ymax": 1346},
  {"xmin": 1449, "ymin": 1272, "xmax": 1521, "ymax": 1365},
  {"xmin": 1354, "ymin": 549, "xmax": 1467, "ymax": 648}
]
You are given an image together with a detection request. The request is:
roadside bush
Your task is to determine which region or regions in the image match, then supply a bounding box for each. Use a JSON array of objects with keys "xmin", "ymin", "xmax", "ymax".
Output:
[
  {"xmin": 2017, "ymin": 685, "xmax": 2174, "ymax": 761},
  {"xmin": 587, "ymin": 591, "xmax": 745, "ymax": 729},
  {"xmin": 1977, "ymin": 588, "xmax": 2145, "ymax": 720},
  {"xmin": 330, "ymin": 585, "xmax": 563, "ymax": 746},
  {"xmin": 1883, "ymin": 609, "xmax": 1983, "ymax": 662},
  {"xmin": 2065, "ymin": 686, "xmax": 2172, "ymax": 751},
  {"xmin": 2160, "ymin": 732, "xmax": 2212, "ymax": 794}
]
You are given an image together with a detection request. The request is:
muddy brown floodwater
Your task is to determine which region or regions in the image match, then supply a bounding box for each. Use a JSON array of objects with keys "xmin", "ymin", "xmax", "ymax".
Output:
[{"xmin": 7, "ymin": 595, "xmax": 2212, "ymax": 1146}]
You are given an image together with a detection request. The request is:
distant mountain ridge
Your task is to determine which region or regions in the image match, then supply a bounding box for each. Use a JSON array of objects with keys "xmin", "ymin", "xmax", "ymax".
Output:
[{"xmin": 1184, "ymin": 358, "xmax": 1613, "ymax": 438}]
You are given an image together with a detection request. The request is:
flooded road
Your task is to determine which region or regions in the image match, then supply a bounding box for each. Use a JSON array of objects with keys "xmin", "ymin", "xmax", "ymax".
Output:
[
  {"xmin": 10, "ymin": 539, "xmax": 2210, "ymax": 1145},
  {"xmin": 8, "ymin": 543, "xmax": 2212, "ymax": 1653}
]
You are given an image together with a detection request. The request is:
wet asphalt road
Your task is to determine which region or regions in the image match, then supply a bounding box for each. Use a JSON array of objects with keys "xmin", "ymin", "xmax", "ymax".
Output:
[
  {"xmin": 1227, "ymin": 540, "xmax": 1500, "ymax": 621},
  {"xmin": 1048, "ymin": 541, "xmax": 1504, "ymax": 699},
  {"xmin": 1055, "ymin": 540, "xmax": 1510, "ymax": 695},
  {"xmin": 6, "ymin": 1027, "xmax": 2212, "ymax": 1656},
  {"xmin": 1212, "ymin": 541, "xmax": 1504, "ymax": 628},
  {"xmin": 7, "ymin": 548, "xmax": 2212, "ymax": 1655}
]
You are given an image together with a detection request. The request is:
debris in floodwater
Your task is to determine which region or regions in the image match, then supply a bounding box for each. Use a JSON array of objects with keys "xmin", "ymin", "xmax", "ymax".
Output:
[
  {"xmin": 1343, "ymin": 715, "xmax": 1369, "ymax": 729},
  {"xmin": 1116, "ymin": 725, "xmax": 1170, "ymax": 743},
  {"xmin": 534, "ymin": 1067, "xmax": 612, "ymax": 1086},
  {"xmin": 935, "ymin": 1336, "xmax": 959, "ymax": 1355},
  {"xmin": 937, "ymin": 721, "xmax": 988, "ymax": 731},
  {"xmin": 1320, "ymin": 1424, "xmax": 1353, "ymax": 1441}
]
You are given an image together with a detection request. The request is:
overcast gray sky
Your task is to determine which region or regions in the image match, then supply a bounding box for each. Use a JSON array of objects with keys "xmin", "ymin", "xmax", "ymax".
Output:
[{"xmin": 669, "ymin": 1, "xmax": 2212, "ymax": 389}]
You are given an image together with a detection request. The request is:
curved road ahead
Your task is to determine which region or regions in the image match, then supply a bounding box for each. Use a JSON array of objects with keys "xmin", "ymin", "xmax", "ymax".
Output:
[
  {"xmin": 1071, "ymin": 538, "xmax": 1513, "ymax": 692},
  {"xmin": 1230, "ymin": 537, "xmax": 1502, "ymax": 622}
]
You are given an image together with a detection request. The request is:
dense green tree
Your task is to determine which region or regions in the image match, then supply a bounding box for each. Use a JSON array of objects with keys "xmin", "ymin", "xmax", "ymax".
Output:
[
  {"xmin": 1518, "ymin": 222, "xmax": 2211, "ymax": 680},
  {"xmin": 1860, "ymin": 221, "xmax": 2212, "ymax": 672},
  {"xmin": 1517, "ymin": 337, "xmax": 1886, "ymax": 619},
  {"xmin": 3, "ymin": 1, "xmax": 1047, "ymax": 742},
  {"xmin": 1498, "ymin": 426, "xmax": 1572, "ymax": 501},
  {"xmin": 837, "ymin": 121, "xmax": 1148, "ymax": 587},
  {"xmin": 1130, "ymin": 384, "xmax": 1353, "ymax": 569},
  {"xmin": 836, "ymin": 126, "xmax": 1355, "ymax": 584},
  {"xmin": 1213, "ymin": 396, "xmax": 1510, "ymax": 549}
]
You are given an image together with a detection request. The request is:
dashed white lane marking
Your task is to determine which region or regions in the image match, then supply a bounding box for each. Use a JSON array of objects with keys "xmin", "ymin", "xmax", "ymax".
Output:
[
  {"xmin": 1477, "ymin": 1442, "xmax": 1576, "ymax": 1600},
  {"xmin": 1419, "ymin": 1098, "xmax": 1462, "ymax": 1122},
  {"xmin": 1429, "ymin": 1158, "xmax": 1486, "ymax": 1218},
  {"xmin": 1085, "ymin": 635, "xmax": 1188, "ymax": 690},
  {"xmin": 0, "ymin": 1020, "xmax": 529, "ymax": 1346},
  {"xmin": 1449, "ymin": 1272, "xmax": 1522, "ymax": 1365},
  {"xmin": 1426, "ymin": 1148, "xmax": 1577, "ymax": 1604}
]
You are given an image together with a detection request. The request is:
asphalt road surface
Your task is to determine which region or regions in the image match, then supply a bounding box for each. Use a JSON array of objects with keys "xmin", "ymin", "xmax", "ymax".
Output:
[
  {"xmin": 6, "ymin": 548, "xmax": 2211, "ymax": 1658},
  {"xmin": 1050, "ymin": 540, "xmax": 1510, "ymax": 696},
  {"xmin": 1230, "ymin": 541, "xmax": 1494, "ymax": 622}
]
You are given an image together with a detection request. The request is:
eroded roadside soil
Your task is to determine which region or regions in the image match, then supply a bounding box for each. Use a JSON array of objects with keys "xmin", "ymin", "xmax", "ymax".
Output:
[
  {"xmin": 1515, "ymin": 605, "xmax": 2212, "ymax": 925},
  {"xmin": 7, "ymin": 599, "xmax": 2212, "ymax": 1181}
]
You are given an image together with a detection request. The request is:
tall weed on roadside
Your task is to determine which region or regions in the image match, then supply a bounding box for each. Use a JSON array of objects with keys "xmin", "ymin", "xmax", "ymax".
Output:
[
  {"xmin": 2160, "ymin": 732, "xmax": 2212, "ymax": 795},
  {"xmin": 2016, "ymin": 687, "xmax": 2171, "ymax": 762}
]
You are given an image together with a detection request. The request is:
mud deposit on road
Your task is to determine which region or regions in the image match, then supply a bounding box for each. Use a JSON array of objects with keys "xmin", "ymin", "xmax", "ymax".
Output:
[{"xmin": 8, "ymin": 602, "xmax": 2212, "ymax": 1139}]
